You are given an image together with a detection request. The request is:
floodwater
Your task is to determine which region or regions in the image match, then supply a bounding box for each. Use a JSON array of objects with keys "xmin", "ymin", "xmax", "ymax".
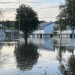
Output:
[{"xmin": 0, "ymin": 37, "xmax": 75, "ymax": 75}]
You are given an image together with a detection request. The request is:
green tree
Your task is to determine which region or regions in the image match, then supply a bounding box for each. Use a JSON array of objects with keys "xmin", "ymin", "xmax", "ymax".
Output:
[
  {"xmin": 0, "ymin": 20, "xmax": 15, "ymax": 29},
  {"xmin": 65, "ymin": 0, "xmax": 75, "ymax": 37},
  {"xmin": 5, "ymin": 20, "xmax": 12, "ymax": 28},
  {"xmin": 56, "ymin": 4, "xmax": 67, "ymax": 31},
  {"xmin": 15, "ymin": 4, "xmax": 39, "ymax": 44},
  {"xmin": 57, "ymin": 0, "xmax": 75, "ymax": 31}
]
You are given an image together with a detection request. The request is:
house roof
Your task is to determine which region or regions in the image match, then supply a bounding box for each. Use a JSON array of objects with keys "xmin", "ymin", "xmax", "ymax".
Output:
[{"xmin": 38, "ymin": 22, "xmax": 55, "ymax": 30}]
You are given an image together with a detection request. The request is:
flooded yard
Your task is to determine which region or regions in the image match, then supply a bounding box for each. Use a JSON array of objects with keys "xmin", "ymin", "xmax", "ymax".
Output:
[{"xmin": 0, "ymin": 37, "xmax": 75, "ymax": 75}]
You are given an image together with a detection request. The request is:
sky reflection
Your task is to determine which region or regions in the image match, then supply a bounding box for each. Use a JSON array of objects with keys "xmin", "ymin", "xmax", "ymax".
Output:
[{"xmin": 0, "ymin": 38, "xmax": 74, "ymax": 75}]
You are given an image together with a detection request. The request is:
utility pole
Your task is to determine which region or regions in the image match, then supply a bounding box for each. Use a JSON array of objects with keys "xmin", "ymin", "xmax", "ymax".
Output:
[
  {"xmin": 18, "ymin": 0, "xmax": 20, "ymax": 47},
  {"xmin": 19, "ymin": 0, "xmax": 20, "ymax": 75},
  {"xmin": 59, "ymin": 1, "xmax": 62, "ymax": 47},
  {"xmin": 59, "ymin": 1, "xmax": 62, "ymax": 39}
]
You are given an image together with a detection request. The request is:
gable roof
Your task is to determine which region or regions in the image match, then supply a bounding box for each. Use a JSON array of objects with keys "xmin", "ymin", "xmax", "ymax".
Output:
[{"xmin": 38, "ymin": 22, "xmax": 55, "ymax": 30}]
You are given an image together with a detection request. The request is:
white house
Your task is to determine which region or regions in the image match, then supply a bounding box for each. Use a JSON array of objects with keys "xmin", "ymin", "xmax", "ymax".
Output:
[
  {"xmin": 32, "ymin": 22, "xmax": 55, "ymax": 34},
  {"xmin": 29, "ymin": 22, "xmax": 56, "ymax": 38},
  {"xmin": 44, "ymin": 22, "xmax": 55, "ymax": 34},
  {"xmin": 55, "ymin": 30, "xmax": 75, "ymax": 38},
  {"xmin": 20, "ymin": 21, "xmax": 75, "ymax": 38}
]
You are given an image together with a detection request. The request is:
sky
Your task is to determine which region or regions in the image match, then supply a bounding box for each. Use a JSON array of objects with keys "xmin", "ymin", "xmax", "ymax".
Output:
[{"xmin": 0, "ymin": 0, "xmax": 65, "ymax": 22}]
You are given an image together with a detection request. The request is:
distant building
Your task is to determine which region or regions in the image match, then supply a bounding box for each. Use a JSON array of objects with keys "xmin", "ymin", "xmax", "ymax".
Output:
[
  {"xmin": 20, "ymin": 22, "xmax": 75, "ymax": 38},
  {"xmin": 44, "ymin": 22, "xmax": 55, "ymax": 34},
  {"xmin": 29, "ymin": 22, "xmax": 56, "ymax": 38},
  {"xmin": 57, "ymin": 30, "xmax": 75, "ymax": 38},
  {"xmin": 0, "ymin": 24, "xmax": 5, "ymax": 40},
  {"xmin": 32, "ymin": 22, "xmax": 55, "ymax": 34},
  {"xmin": 0, "ymin": 24, "xmax": 2, "ymax": 28}
]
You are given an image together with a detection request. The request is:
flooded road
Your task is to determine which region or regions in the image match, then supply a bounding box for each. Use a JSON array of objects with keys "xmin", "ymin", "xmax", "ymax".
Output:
[{"xmin": 0, "ymin": 37, "xmax": 75, "ymax": 75}]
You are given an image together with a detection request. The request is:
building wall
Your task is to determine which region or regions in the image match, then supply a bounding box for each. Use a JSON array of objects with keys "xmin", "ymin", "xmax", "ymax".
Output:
[
  {"xmin": 44, "ymin": 23, "xmax": 55, "ymax": 34},
  {"xmin": 32, "ymin": 30, "xmax": 44, "ymax": 34}
]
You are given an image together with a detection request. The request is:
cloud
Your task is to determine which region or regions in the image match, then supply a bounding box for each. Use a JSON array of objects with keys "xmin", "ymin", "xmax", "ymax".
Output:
[
  {"xmin": 0, "ymin": 0, "xmax": 16, "ymax": 4},
  {"xmin": 33, "ymin": 3, "xmax": 59, "ymax": 11},
  {"xmin": 2, "ymin": 8, "xmax": 16, "ymax": 12},
  {"xmin": 33, "ymin": 3, "xmax": 59, "ymax": 13},
  {"xmin": 0, "ymin": 1, "xmax": 60, "ymax": 21},
  {"xmin": 15, "ymin": 0, "xmax": 41, "ymax": 3},
  {"xmin": 32, "ymin": 3, "xmax": 60, "ymax": 21},
  {"xmin": 0, "ymin": 0, "xmax": 40, "ymax": 4}
]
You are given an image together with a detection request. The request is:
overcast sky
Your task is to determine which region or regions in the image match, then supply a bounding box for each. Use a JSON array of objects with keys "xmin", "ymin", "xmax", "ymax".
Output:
[{"xmin": 0, "ymin": 0, "xmax": 65, "ymax": 22}]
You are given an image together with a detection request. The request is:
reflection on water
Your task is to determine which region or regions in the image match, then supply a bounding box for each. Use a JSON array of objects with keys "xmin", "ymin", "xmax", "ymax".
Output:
[
  {"xmin": 59, "ymin": 55, "xmax": 75, "ymax": 75},
  {"xmin": 0, "ymin": 36, "xmax": 75, "ymax": 75},
  {"xmin": 56, "ymin": 46, "xmax": 66, "ymax": 62},
  {"xmin": 28, "ymin": 38, "xmax": 55, "ymax": 50},
  {"xmin": 54, "ymin": 38, "xmax": 75, "ymax": 75},
  {"xmin": 14, "ymin": 43, "xmax": 39, "ymax": 71}
]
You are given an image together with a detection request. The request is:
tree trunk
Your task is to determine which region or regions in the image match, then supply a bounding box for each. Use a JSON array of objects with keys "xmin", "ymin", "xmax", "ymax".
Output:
[{"xmin": 24, "ymin": 32, "xmax": 28, "ymax": 45}]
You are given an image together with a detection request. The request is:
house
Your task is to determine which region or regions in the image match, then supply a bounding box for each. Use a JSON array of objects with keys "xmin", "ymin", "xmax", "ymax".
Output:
[
  {"xmin": 5, "ymin": 30, "xmax": 19, "ymax": 41},
  {"xmin": 53, "ymin": 24, "xmax": 75, "ymax": 38},
  {"xmin": 20, "ymin": 21, "xmax": 75, "ymax": 38},
  {"xmin": 55, "ymin": 30, "xmax": 75, "ymax": 38},
  {"xmin": 29, "ymin": 22, "xmax": 56, "ymax": 38}
]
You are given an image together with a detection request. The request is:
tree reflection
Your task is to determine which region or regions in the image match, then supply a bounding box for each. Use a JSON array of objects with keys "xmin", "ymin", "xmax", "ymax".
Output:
[
  {"xmin": 53, "ymin": 39, "xmax": 66, "ymax": 62},
  {"xmin": 56, "ymin": 46, "xmax": 66, "ymax": 62},
  {"xmin": 56, "ymin": 44, "xmax": 75, "ymax": 75},
  {"xmin": 59, "ymin": 53, "xmax": 75, "ymax": 75},
  {"xmin": 14, "ymin": 43, "xmax": 39, "ymax": 71},
  {"xmin": 68, "ymin": 55, "xmax": 75, "ymax": 75}
]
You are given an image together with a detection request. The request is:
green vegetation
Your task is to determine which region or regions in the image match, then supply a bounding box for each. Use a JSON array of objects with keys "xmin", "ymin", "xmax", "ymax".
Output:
[
  {"xmin": 0, "ymin": 20, "xmax": 15, "ymax": 30},
  {"xmin": 0, "ymin": 9, "xmax": 15, "ymax": 30},
  {"xmin": 56, "ymin": 0, "xmax": 75, "ymax": 31},
  {"xmin": 56, "ymin": 4, "xmax": 67, "ymax": 31},
  {"xmin": 15, "ymin": 4, "xmax": 39, "ymax": 44}
]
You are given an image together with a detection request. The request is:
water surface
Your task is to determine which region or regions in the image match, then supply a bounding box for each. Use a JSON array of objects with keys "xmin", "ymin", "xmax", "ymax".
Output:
[{"xmin": 0, "ymin": 37, "xmax": 75, "ymax": 75}]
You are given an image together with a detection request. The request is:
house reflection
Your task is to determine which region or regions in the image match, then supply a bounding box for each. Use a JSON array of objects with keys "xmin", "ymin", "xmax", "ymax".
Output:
[
  {"xmin": 27, "ymin": 38, "xmax": 55, "ymax": 51},
  {"xmin": 14, "ymin": 37, "xmax": 75, "ymax": 73},
  {"xmin": 14, "ymin": 43, "xmax": 39, "ymax": 71},
  {"xmin": 55, "ymin": 45, "xmax": 66, "ymax": 62}
]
